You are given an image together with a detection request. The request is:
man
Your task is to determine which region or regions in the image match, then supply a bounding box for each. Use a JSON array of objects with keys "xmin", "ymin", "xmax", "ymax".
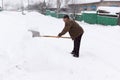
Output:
[{"xmin": 58, "ymin": 15, "xmax": 84, "ymax": 58}]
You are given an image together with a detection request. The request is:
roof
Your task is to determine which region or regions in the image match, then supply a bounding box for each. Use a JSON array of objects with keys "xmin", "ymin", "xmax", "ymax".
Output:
[
  {"xmin": 104, "ymin": 0, "xmax": 120, "ymax": 1},
  {"xmin": 97, "ymin": 6, "xmax": 120, "ymax": 15},
  {"xmin": 68, "ymin": 0, "xmax": 120, "ymax": 4},
  {"xmin": 68, "ymin": 0, "xmax": 100, "ymax": 4}
]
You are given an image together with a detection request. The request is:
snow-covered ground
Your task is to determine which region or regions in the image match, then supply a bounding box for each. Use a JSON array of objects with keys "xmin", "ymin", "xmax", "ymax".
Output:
[{"xmin": 0, "ymin": 11, "xmax": 120, "ymax": 80}]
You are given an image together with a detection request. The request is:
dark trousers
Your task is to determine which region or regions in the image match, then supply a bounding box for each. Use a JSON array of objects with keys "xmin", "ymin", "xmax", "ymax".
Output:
[{"xmin": 72, "ymin": 34, "xmax": 83, "ymax": 56}]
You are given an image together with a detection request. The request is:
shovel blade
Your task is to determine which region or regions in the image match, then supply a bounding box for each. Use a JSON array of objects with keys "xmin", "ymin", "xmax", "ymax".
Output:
[
  {"xmin": 28, "ymin": 30, "xmax": 71, "ymax": 39},
  {"xmin": 28, "ymin": 30, "xmax": 40, "ymax": 37}
]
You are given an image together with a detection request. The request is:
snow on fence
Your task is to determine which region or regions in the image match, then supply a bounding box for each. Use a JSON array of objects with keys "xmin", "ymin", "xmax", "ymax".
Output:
[
  {"xmin": 97, "ymin": 6, "xmax": 120, "ymax": 15},
  {"xmin": 96, "ymin": 6, "xmax": 119, "ymax": 25}
]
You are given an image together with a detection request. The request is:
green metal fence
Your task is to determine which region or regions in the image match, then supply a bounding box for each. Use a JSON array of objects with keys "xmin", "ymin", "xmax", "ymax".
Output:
[
  {"xmin": 97, "ymin": 15, "xmax": 118, "ymax": 26},
  {"xmin": 46, "ymin": 10, "xmax": 66, "ymax": 18},
  {"xmin": 58, "ymin": 13, "xmax": 67, "ymax": 18},
  {"xmin": 46, "ymin": 10, "xmax": 118, "ymax": 26},
  {"xmin": 50, "ymin": 11, "xmax": 57, "ymax": 17},
  {"xmin": 46, "ymin": 10, "xmax": 51, "ymax": 15},
  {"xmin": 75, "ymin": 13, "xmax": 118, "ymax": 26},
  {"xmin": 75, "ymin": 14, "xmax": 83, "ymax": 21},
  {"xmin": 82, "ymin": 13, "xmax": 97, "ymax": 24}
]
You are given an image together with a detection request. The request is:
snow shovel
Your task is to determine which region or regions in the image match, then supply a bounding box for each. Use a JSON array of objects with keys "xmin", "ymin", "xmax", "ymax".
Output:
[{"xmin": 28, "ymin": 30, "xmax": 71, "ymax": 39}]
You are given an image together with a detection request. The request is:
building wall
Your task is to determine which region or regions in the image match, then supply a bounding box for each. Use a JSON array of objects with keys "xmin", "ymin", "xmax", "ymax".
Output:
[
  {"xmin": 79, "ymin": 3, "xmax": 99, "ymax": 11},
  {"xmin": 68, "ymin": 1, "xmax": 120, "ymax": 13},
  {"xmin": 99, "ymin": 1, "xmax": 120, "ymax": 7}
]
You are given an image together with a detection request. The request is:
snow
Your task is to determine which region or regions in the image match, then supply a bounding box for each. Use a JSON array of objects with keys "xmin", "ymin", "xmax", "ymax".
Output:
[
  {"xmin": 0, "ymin": 11, "xmax": 120, "ymax": 80},
  {"xmin": 97, "ymin": 6, "xmax": 120, "ymax": 14}
]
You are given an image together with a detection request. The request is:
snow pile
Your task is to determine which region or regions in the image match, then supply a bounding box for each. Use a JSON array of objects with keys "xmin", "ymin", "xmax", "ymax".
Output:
[{"xmin": 0, "ymin": 11, "xmax": 120, "ymax": 80}]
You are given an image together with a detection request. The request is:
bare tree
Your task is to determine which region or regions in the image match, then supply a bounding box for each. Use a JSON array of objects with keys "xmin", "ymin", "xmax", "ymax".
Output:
[
  {"xmin": 100, "ymin": 0, "xmax": 104, "ymax": 2},
  {"xmin": 2, "ymin": 0, "xmax": 3, "ymax": 9},
  {"xmin": 57, "ymin": 0, "xmax": 66, "ymax": 17},
  {"xmin": 72, "ymin": 0, "xmax": 76, "ymax": 20},
  {"xmin": 41, "ymin": 0, "xmax": 47, "ymax": 14},
  {"xmin": 56, "ymin": 0, "xmax": 61, "ymax": 17},
  {"xmin": 65, "ymin": 0, "xmax": 70, "ymax": 8},
  {"xmin": 28, "ymin": 0, "xmax": 30, "ymax": 10},
  {"xmin": 21, "ymin": 0, "xmax": 25, "ymax": 15}
]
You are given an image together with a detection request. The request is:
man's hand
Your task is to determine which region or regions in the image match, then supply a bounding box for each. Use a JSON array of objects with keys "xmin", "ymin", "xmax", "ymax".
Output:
[
  {"xmin": 57, "ymin": 33, "xmax": 62, "ymax": 38},
  {"xmin": 56, "ymin": 36, "xmax": 60, "ymax": 38},
  {"xmin": 58, "ymin": 33, "xmax": 62, "ymax": 37}
]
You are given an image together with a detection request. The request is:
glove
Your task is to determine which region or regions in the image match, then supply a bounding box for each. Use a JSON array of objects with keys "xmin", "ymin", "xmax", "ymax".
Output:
[{"xmin": 58, "ymin": 33, "xmax": 62, "ymax": 37}]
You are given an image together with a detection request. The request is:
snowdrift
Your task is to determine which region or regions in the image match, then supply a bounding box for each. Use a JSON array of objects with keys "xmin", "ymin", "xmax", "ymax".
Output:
[{"xmin": 0, "ymin": 11, "xmax": 120, "ymax": 80}]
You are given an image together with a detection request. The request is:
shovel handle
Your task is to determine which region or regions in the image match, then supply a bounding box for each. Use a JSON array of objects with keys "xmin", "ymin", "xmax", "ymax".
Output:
[{"xmin": 41, "ymin": 35, "xmax": 71, "ymax": 39}]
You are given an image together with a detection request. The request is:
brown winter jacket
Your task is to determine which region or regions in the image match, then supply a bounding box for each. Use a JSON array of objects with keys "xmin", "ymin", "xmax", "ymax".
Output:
[{"xmin": 58, "ymin": 20, "xmax": 84, "ymax": 40}]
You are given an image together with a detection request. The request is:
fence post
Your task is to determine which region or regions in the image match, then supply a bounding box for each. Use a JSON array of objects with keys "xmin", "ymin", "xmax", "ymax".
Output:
[{"xmin": 118, "ymin": 12, "xmax": 120, "ymax": 26}]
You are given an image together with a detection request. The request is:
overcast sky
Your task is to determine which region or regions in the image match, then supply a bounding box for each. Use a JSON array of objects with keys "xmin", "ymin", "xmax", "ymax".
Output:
[
  {"xmin": 0, "ymin": 0, "xmax": 50, "ymax": 7},
  {"xmin": 1, "ymin": 0, "xmax": 119, "ymax": 8}
]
